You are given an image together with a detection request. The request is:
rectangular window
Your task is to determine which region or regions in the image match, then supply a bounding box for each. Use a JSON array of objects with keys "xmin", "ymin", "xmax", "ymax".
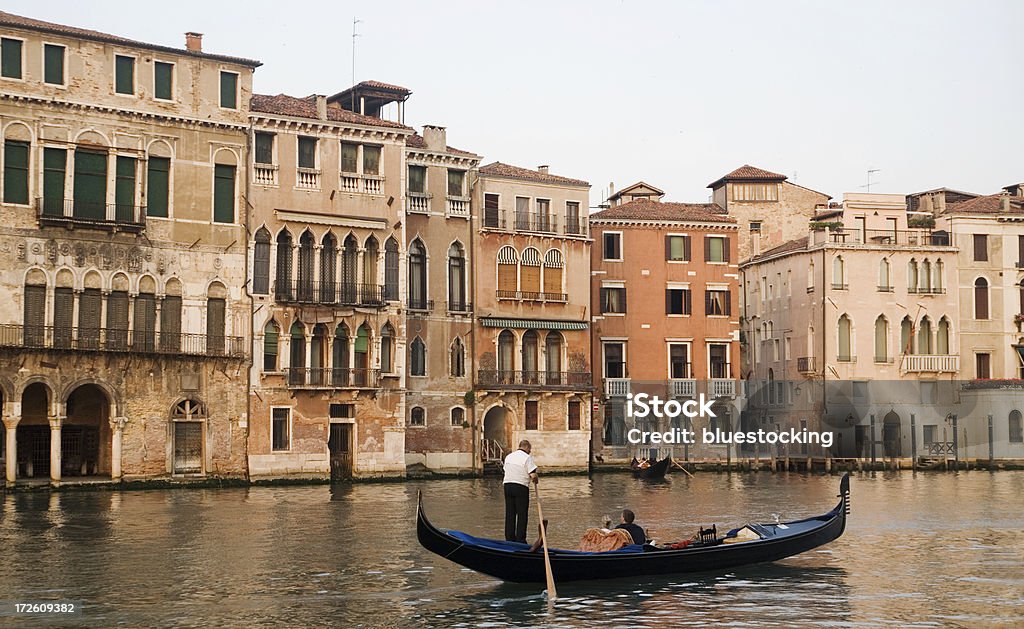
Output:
[
  {"xmin": 525, "ymin": 400, "xmax": 539, "ymax": 430},
  {"xmin": 603, "ymin": 232, "xmax": 622, "ymax": 260},
  {"xmin": 973, "ymin": 234, "xmax": 988, "ymax": 262},
  {"xmin": 206, "ymin": 297, "xmax": 226, "ymax": 354},
  {"xmin": 213, "ymin": 164, "xmax": 235, "ymax": 223},
  {"xmin": 363, "ymin": 145, "xmax": 381, "ymax": 175},
  {"xmin": 408, "ymin": 165, "xmax": 426, "ymax": 193},
  {"xmin": 750, "ymin": 221, "xmax": 762, "ymax": 232},
  {"xmin": 297, "ymin": 136, "xmax": 317, "ymax": 169},
  {"xmin": 330, "ymin": 404, "xmax": 354, "ymax": 419},
  {"xmin": 272, "ymin": 408, "xmax": 291, "ymax": 451},
  {"xmin": 73, "ymin": 149, "xmax": 107, "ymax": 218},
  {"xmin": 1010, "ymin": 413, "xmax": 1023, "ymax": 443},
  {"xmin": 923, "ymin": 424, "xmax": 937, "ymax": 447},
  {"xmin": 24, "ymin": 284, "xmax": 46, "ymax": 346},
  {"xmin": 160, "ymin": 295, "xmax": 182, "ymax": 351},
  {"xmin": 154, "ymin": 61, "xmax": 173, "ymax": 99},
  {"xmin": 115, "ymin": 156, "xmax": 136, "ymax": 222},
  {"xmin": 666, "ymin": 235, "xmax": 690, "ymax": 261},
  {"xmin": 410, "ymin": 407, "xmax": 426, "ymax": 426},
  {"xmin": 255, "ymin": 133, "xmax": 274, "ymax": 165},
  {"xmin": 42, "ymin": 147, "xmax": 66, "ymax": 215},
  {"xmin": 220, "ymin": 71, "xmax": 238, "ymax": 109},
  {"xmin": 975, "ymin": 353, "xmax": 991, "ymax": 379},
  {"xmin": 705, "ymin": 236, "xmax": 729, "ymax": 263},
  {"xmin": 566, "ymin": 201, "xmax": 581, "ymax": 233},
  {"xmin": 44, "ymin": 44, "xmax": 65, "ymax": 85},
  {"xmin": 146, "ymin": 156, "xmax": 170, "ymax": 218},
  {"xmin": 600, "ymin": 287, "xmax": 626, "ymax": 314},
  {"xmin": 1, "ymin": 38, "xmax": 23, "ymax": 79},
  {"xmin": 484, "ymin": 193, "xmax": 500, "ymax": 227},
  {"xmin": 666, "ymin": 288, "xmax": 691, "ymax": 315},
  {"xmin": 669, "ymin": 344, "xmax": 690, "ymax": 379},
  {"xmin": 731, "ymin": 183, "xmax": 778, "ymax": 202},
  {"xmin": 447, "ymin": 169, "xmax": 465, "ymax": 197},
  {"xmin": 80, "ymin": 289, "xmax": 103, "ymax": 349},
  {"xmin": 341, "ymin": 142, "xmax": 358, "ymax": 173},
  {"xmin": 115, "ymin": 55, "xmax": 134, "ymax": 94},
  {"xmin": 133, "ymin": 292, "xmax": 156, "ymax": 351},
  {"xmin": 568, "ymin": 401, "xmax": 581, "ymax": 430},
  {"xmin": 706, "ymin": 289, "xmax": 731, "ymax": 316},
  {"xmin": 53, "ymin": 287, "xmax": 73, "ymax": 347},
  {"xmin": 4, "ymin": 140, "xmax": 29, "ymax": 205}
]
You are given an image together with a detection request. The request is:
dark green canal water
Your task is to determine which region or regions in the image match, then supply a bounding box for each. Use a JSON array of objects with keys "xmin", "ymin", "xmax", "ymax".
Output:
[{"xmin": 1, "ymin": 472, "xmax": 1022, "ymax": 627}]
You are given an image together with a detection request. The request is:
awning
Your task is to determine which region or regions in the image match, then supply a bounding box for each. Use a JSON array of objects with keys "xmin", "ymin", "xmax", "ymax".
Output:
[{"xmin": 480, "ymin": 317, "xmax": 588, "ymax": 331}]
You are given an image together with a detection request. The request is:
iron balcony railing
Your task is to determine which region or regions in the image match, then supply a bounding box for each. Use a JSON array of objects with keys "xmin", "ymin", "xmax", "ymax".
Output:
[
  {"xmin": 482, "ymin": 208, "xmax": 589, "ymax": 237},
  {"xmin": 477, "ymin": 370, "xmax": 592, "ymax": 389},
  {"xmin": 37, "ymin": 198, "xmax": 145, "ymax": 233},
  {"xmin": 274, "ymin": 280, "xmax": 385, "ymax": 306},
  {"xmin": 446, "ymin": 301, "xmax": 473, "ymax": 313},
  {"xmin": 406, "ymin": 298, "xmax": 434, "ymax": 312},
  {"xmin": 285, "ymin": 368, "xmax": 380, "ymax": 389},
  {"xmin": 0, "ymin": 324, "xmax": 244, "ymax": 358},
  {"xmin": 810, "ymin": 228, "xmax": 953, "ymax": 248}
]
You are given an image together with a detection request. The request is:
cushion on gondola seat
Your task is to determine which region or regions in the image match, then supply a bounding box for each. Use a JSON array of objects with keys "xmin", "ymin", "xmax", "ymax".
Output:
[{"xmin": 444, "ymin": 529, "xmax": 643, "ymax": 555}]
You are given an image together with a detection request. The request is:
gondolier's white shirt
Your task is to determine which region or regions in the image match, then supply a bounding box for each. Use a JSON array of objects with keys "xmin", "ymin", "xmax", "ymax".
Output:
[{"xmin": 502, "ymin": 449, "xmax": 537, "ymax": 487}]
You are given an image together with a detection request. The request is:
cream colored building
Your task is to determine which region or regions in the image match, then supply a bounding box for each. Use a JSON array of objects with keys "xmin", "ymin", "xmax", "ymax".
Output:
[{"xmin": 0, "ymin": 12, "xmax": 257, "ymax": 483}]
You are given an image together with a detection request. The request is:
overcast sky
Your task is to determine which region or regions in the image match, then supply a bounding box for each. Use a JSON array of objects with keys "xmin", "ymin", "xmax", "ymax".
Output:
[{"xmin": 9, "ymin": 1, "xmax": 1022, "ymax": 205}]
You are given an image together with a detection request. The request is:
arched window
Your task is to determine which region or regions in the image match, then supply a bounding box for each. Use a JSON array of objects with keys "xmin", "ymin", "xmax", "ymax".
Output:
[
  {"xmin": 380, "ymin": 323, "xmax": 395, "ymax": 373},
  {"xmin": 171, "ymin": 399, "xmax": 206, "ymax": 474},
  {"xmin": 332, "ymin": 324, "xmax": 350, "ymax": 386},
  {"xmin": 450, "ymin": 407, "xmax": 466, "ymax": 427},
  {"xmin": 545, "ymin": 331, "xmax": 564, "ymax": 384},
  {"xmin": 289, "ymin": 322, "xmax": 305, "ymax": 385},
  {"xmin": 522, "ymin": 329, "xmax": 539, "ymax": 383},
  {"xmin": 832, "ymin": 256, "xmax": 845, "ymax": 289},
  {"xmin": 275, "ymin": 229, "xmax": 293, "ymax": 300},
  {"xmin": 448, "ymin": 242, "xmax": 466, "ymax": 310},
  {"xmin": 874, "ymin": 315, "xmax": 888, "ymax": 363},
  {"xmin": 543, "ymin": 249, "xmax": 564, "ymax": 299},
  {"xmin": 498, "ymin": 330, "xmax": 515, "ymax": 382},
  {"xmin": 918, "ymin": 316, "xmax": 933, "ymax": 355},
  {"xmin": 263, "ymin": 320, "xmax": 279, "ymax": 371},
  {"xmin": 934, "ymin": 259, "xmax": 944, "ymax": 292},
  {"xmin": 310, "ymin": 323, "xmax": 328, "ymax": 385},
  {"xmin": 297, "ymin": 230, "xmax": 315, "ymax": 301},
  {"xmin": 450, "ymin": 336, "xmax": 465, "ymax": 377},
  {"xmin": 363, "ymin": 235, "xmax": 379, "ymax": 301},
  {"xmin": 878, "ymin": 258, "xmax": 891, "ymax": 291},
  {"xmin": 408, "ymin": 239, "xmax": 427, "ymax": 309},
  {"xmin": 410, "ymin": 336, "xmax": 426, "ymax": 376},
  {"xmin": 920, "ymin": 259, "xmax": 932, "ymax": 293},
  {"xmin": 521, "ymin": 247, "xmax": 541, "ymax": 295},
  {"xmin": 937, "ymin": 317, "xmax": 950, "ymax": 355},
  {"xmin": 908, "ymin": 259, "xmax": 919, "ymax": 293},
  {"xmin": 320, "ymin": 232, "xmax": 337, "ymax": 303},
  {"xmin": 974, "ymin": 277, "xmax": 989, "ymax": 319},
  {"xmin": 410, "ymin": 406, "xmax": 426, "ymax": 427},
  {"xmin": 900, "ymin": 316, "xmax": 914, "ymax": 355},
  {"xmin": 342, "ymin": 234, "xmax": 359, "ymax": 303},
  {"xmin": 1010, "ymin": 410, "xmax": 1023, "ymax": 443},
  {"xmin": 253, "ymin": 227, "xmax": 271, "ymax": 294},
  {"xmin": 354, "ymin": 323, "xmax": 371, "ymax": 386},
  {"xmin": 837, "ymin": 314, "xmax": 852, "ymax": 361},
  {"xmin": 497, "ymin": 246, "xmax": 518, "ymax": 297},
  {"xmin": 204, "ymin": 281, "xmax": 225, "ymax": 355},
  {"xmin": 384, "ymin": 237, "xmax": 399, "ymax": 301}
]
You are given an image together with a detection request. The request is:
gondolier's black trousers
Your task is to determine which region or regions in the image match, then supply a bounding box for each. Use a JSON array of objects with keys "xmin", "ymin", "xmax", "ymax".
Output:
[{"xmin": 504, "ymin": 482, "xmax": 530, "ymax": 542}]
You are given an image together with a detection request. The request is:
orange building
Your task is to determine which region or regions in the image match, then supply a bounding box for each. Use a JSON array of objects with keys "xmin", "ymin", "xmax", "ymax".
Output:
[{"xmin": 589, "ymin": 196, "xmax": 741, "ymax": 462}]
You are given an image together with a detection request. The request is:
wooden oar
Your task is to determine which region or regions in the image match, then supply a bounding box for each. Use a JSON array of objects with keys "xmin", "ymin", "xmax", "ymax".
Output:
[
  {"xmin": 533, "ymin": 483, "xmax": 557, "ymax": 600},
  {"xmin": 673, "ymin": 460, "xmax": 695, "ymax": 478}
]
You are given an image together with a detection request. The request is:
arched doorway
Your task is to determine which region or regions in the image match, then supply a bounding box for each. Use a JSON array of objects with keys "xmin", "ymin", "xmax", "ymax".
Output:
[
  {"xmin": 883, "ymin": 410, "xmax": 901, "ymax": 458},
  {"xmin": 64, "ymin": 384, "xmax": 111, "ymax": 477},
  {"xmin": 17, "ymin": 382, "xmax": 52, "ymax": 478},
  {"xmin": 483, "ymin": 405, "xmax": 508, "ymax": 462}
]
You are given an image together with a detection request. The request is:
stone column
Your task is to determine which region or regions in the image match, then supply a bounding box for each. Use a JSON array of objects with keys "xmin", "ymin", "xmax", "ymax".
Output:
[
  {"xmin": 3, "ymin": 403, "xmax": 21, "ymax": 485},
  {"xmin": 50, "ymin": 415, "xmax": 64, "ymax": 483},
  {"xmin": 110, "ymin": 416, "xmax": 128, "ymax": 480}
]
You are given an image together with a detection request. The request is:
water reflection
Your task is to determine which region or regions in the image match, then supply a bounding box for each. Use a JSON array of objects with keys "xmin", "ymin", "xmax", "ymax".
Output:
[{"xmin": 0, "ymin": 472, "xmax": 1021, "ymax": 627}]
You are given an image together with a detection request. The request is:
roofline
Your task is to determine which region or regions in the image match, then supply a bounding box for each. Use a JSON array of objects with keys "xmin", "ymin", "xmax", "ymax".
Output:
[
  {"xmin": 478, "ymin": 170, "xmax": 590, "ymax": 189},
  {"xmin": 249, "ymin": 110, "xmax": 413, "ymax": 135}
]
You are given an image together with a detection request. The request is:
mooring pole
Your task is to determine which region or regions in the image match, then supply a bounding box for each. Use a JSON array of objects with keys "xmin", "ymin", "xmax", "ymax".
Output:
[
  {"xmin": 988, "ymin": 414, "xmax": 994, "ymax": 469},
  {"xmin": 910, "ymin": 413, "xmax": 917, "ymax": 471}
]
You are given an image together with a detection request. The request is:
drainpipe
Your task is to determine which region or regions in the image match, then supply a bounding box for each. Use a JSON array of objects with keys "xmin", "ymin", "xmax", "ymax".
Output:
[
  {"xmin": 469, "ymin": 168, "xmax": 480, "ymax": 475},
  {"xmin": 243, "ymin": 119, "xmax": 255, "ymax": 479}
]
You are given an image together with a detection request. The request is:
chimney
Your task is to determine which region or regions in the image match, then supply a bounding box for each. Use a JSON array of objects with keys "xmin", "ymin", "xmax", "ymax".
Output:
[
  {"xmin": 538, "ymin": 165, "xmax": 549, "ymax": 175},
  {"xmin": 423, "ymin": 125, "xmax": 446, "ymax": 152},
  {"xmin": 185, "ymin": 32, "xmax": 203, "ymax": 52},
  {"xmin": 1001, "ymin": 191, "xmax": 1011, "ymax": 213},
  {"xmin": 315, "ymin": 95, "xmax": 328, "ymax": 120}
]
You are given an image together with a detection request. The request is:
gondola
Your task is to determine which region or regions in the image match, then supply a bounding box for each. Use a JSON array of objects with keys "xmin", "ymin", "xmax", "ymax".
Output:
[
  {"xmin": 631, "ymin": 456, "xmax": 672, "ymax": 479},
  {"xmin": 416, "ymin": 474, "xmax": 850, "ymax": 583}
]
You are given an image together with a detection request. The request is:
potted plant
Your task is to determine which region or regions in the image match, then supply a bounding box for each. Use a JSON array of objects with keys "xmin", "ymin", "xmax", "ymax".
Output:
[
  {"xmin": 809, "ymin": 221, "xmax": 843, "ymax": 232},
  {"xmin": 1014, "ymin": 313, "xmax": 1024, "ymax": 332},
  {"xmin": 908, "ymin": 216, "xmax": 936, "ymax": 229}
]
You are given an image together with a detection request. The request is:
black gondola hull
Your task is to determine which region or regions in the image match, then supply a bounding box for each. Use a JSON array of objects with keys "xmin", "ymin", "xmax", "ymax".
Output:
[{"xmin": 631, "ymin": 456, "xmax": 672, "ymax": 479}]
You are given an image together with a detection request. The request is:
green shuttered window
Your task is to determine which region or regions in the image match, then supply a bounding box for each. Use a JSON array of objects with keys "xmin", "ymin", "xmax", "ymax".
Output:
[
  {"xmin": 115, "ymin": 55, "xmax": 134, "ymax": 94},
  {"xmin": 115, "ymin": 156, "xmax": 136, "ymax": 221},
  {"xmin": 44, "ymin": 44, "xmax": 65, "ymax": 85},
  {"xmin": 147, "ymin": 157, "xmax": 170, "ymax": 218},
  {"xmin": 3, "ymin": 140, "xmax": 29, "ymax": 205},
  {"xmin": 74, "ymin": 150, "xmax": 107, "ymax": 219},
  {"xmin": 213, "ymin": 164, "xmax": 235, "ymax": 223},
  {"xmin": 43, "ymin": 148, "xmax": 66, "ymax": 215},
  {"xmin": 1, "ymin": 38, "xmax": 22, "ymax": 79},
  {"xmin": 154, "ymin": 61, "xmax": 173, "ymax": 100},
  {"xmin": 220, "ymin": 71, "xmax": 237, "ymax": 109}
]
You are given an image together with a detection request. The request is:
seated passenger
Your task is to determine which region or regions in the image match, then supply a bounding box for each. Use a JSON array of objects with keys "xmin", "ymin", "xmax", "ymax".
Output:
[{"xmin": 615, "ymin": 509, "xmax": 647, "ymax": 545}]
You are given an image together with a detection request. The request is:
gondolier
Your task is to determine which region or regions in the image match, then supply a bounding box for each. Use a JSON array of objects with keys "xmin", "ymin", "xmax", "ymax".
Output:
[{"xmin": 503, "ymin": 440, "xmax": 539, "ymax": 542}]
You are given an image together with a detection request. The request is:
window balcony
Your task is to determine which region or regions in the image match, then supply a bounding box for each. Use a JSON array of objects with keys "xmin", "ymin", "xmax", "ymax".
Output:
[
  {"xmin": 447, "ymin": 196, "xmax": 470, "ymax": 217},
  {"xmin": 406, "ymin": 192, "xmax": 431, "ymax": 214},
  {"xmin": 604, "ymin": 377, "xmax": 631, "ymax": 397},
  {"xmin": 514, "ymin": 212, "xmax": 557, "ymax": 234},
  {"xmin": 483, "ymin": 208, "xmax": 589, "ymax": 237},
  {"xmin": 483, "ymin": 209, "xmax": 506, "ymax": 230},
  {"xmin": 710, "ymin": 378, "xmax": 736, "ymax": 398},
  {"xmin": 406, "ymin": 298, "xmax": 434, "ymax": 313},
  {"xmin": 669, "ymin": 378, "xmax": 696, "ymax": 397},
  {"xmin": 340, "ymin": 173, "xmax": 384, "ymax": 194},
  {"xmin": 446, "ymin": 301, "xmax": 473, "ymax": 314},
  {"xmin": 273, "ymin": 280, "xmax": 385, "ymax": 306},
  {"xmin": 478, "ymin": 370, "xmax": 592, "ymax": 390},
  {"xmin": 253, "ymin": 163, "xmax": 278, "ymax": 186},
  {"xmin": 797, "ymin": 357, "xmax": 816, "ymax": 373},
  {"xmin": 296, "ymin": 167, "xmax": 321, "ymax": 190},
  {"xmin": 901, "ymin": 354, "xmax": 959, "ymax": 373},
  {"xmin": 810, "ymin": 228, "xmax": 953, "ymax": 248},
  {"xmin": 907, "ymin": 287, "xmax": 946, "ymax": 295},
  {"xmin": 286, "ymin": 368, "xmax": 380, "ymax": 389},
  {"xmin": 564, "ymin": 215, "xmax": 588, "ymax": 237},
  {"xmin": 495, "ymin": 290, "xmax": 569, "ymax": 303},
  {"xmin": 36, "ymin": 198, "xmax": 145, "ymax": 233},
  {"xmin": 0, "ymin": 324, "xmax": 244, "ymax": 358}
]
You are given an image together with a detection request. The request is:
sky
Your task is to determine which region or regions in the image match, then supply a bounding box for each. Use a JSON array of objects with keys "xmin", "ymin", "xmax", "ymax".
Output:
[{"xmin": 7, "ymin": 0, "xmax": 1022, "ymax": 206}]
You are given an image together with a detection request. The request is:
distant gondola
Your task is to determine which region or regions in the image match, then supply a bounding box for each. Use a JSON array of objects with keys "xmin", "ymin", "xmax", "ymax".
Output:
[
  {"xmin": 417, "ymin": 474, "xmax": 850, "ymax": 583},
  {"xmin": 631, "ymin": 456, "xmax": 672, "ymax": 479}
]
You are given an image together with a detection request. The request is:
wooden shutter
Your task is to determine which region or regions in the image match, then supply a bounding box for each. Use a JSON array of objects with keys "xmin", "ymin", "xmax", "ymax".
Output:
[
  {"xmin": 665, "ymin": 289, "xmax": 672, "ymax": 314},
  {"xmin": 253, "ymin": 238, "xmax": 270, "ymax": 295},
  {"xmin": 521, "ymin": 265, "xmax": 540, "ymax": 293},
  {"xmin": 568, "ymin": 401, "xmax": 581, "ymax": 430},
  {"xmin": 146, "ymin": 157, "xmax": 169, "ymax": 218},
  {"xmin": 154, "ymin": 61, "xmax": 172, "ymax": 99},
  {"xmin": 23, "ymin": 284, "xmax": 46, "ymax": 346},
  {"xmin": 684, "ymin": 289, "xmax": 692, "ymax": 315},
  {"xmin": 115, "ymin": 156, "xmax": 136, "ymax": 221},
  {"xmin": 44, "ymin": 44, "xmax": 64, "ymax": 85},
  {"xmin": 1, "ymin": 38, "xmax": 22, "ymax": 79},
  {"xmin": 206, "ymin": 298, "xmax": 226, "ymax": 354},
  {"xmin": 724, "ymin": 291, "xmax": 732, "ymax": 316},
  {"xmin": 213, "ymin": 165, "xmax": 235, "ymax": 223},
  {"xmin": 133, "ymin": 293, "xmax": 156, "ymax": 352},
  {"xmin": 723, "ymin": 237, "xmax": 730, "ymax": 263},
  {"xmin": 74, "ymin": 150, "xmax": 107, "ymax": 219},
  {"xmin": 525, "ymin": 401, "xmax": 539, "ymax": 430},
  {"xmin": 498, "ymin": 265, "xmax": 517, "ymax": 293},
  {"xmin": 43, "ymin": 148, "xmax": 66, "ymax": 215},
  {"xmin": 160, "ymin": 295, "xmax": 182, "ymax": 351},
  {"xmin": 79, "ymin": 288, "xmax": 102, "ymax": 349},
  {"xmin": 341, "ymin": 143, "xmax": 358, "ymax": 173},
  {"xmin": 115, "ymin": 55, "xmax": 134, "ymax": 94},
  {"xmin": 385, "ymin": 241, "xmax": 399, "ymax": 300},
  {"xmin": 219, "ymin": 71, "xmax": 237, "ymax": 108},
  {"xmin": 544, "ymin": 267, "xmax": 562, "ymax": 294},
  {"xmin": 705, "ymin": 290, "xmax": 713, "ymax": 315},
  {"xmin": 53, "ymin": 287, "xmax": 73, "ymax": 347},
  {"xmin": 665, "ymin": 236, "xmax": 672, "ymax": 260},
  {"xmin": 4, "ymin": 140, "xmax": 29, "ymax": 205},
  {"xmin": 107, "ymin": 291, "xmax": 129, "ymax": 350},
  {"xmin": 298, "ymin": 137, "xmax": 316, "ymax": 169},
  {"xmin": 683, "ymin": 235, "xmax": 691, "ymax": 261}
]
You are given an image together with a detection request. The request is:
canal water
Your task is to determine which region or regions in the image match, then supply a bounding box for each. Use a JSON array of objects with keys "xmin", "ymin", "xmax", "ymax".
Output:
[{"xmin": 1, "ymin": 472, "xmax": 1022, "ymax": 627}]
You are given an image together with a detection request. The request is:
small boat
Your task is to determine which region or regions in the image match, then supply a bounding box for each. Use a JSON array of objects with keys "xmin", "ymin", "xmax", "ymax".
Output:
[
  {"xmin": 417, "ymin": 474, "xmax": 850, "ymax": 583},
  {"xmin": 631, "ymin": 456, "xmax": 672, "ymax": 479}
]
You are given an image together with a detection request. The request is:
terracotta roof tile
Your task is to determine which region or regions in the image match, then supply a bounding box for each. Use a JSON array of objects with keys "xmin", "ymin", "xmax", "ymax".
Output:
[
  {"xmin": 708, "ymin": 164, "xmax": 787, "ymax": 188},
  {"xmin": 747, "ymin": 236, "xmax": 810, "ymax": 262},
  {"xmin": 405, "ymin": 134, "xmax": 480, "ymax": 158},
  {"xmin": 0, "ymin": 11, "xmax": 260, "ymax": 67},
  {"xmin": 479, "ymin": 162, "xmax": 589, "ymax": 187},
  {"xmin": 356, "ymin": 80, "xmax": 412, "ymax": 94},
  {"xmin": 944, "ymin": 194, "xmax": 1024, "ymax": 215},
  {"xmin": 590, "ymin": 199, "xmax": 735, "ymax": 223},
  {"xmin": 250, "ymin": 94, "xmax": 410, "ymax": 129}
]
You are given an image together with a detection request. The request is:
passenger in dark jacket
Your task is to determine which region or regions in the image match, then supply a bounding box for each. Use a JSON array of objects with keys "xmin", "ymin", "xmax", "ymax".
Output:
[{"xmin": 615, "ymin": 509, "xmax": 646, "ymax": 545}]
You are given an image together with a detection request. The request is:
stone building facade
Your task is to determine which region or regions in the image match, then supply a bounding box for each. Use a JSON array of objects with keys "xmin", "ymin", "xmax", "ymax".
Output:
[{"xmin": 0, "ymin": 12, "xmax": 258, "ymax": 483}]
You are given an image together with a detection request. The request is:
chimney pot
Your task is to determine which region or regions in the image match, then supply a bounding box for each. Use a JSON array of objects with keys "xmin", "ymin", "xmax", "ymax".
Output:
[
  {"xmin": 185, "ymin": 32, "xmax": 203, "ymax": 53},
  {"xmin": 316, "ymin": 95, "xmax": 328, "ymax": 120},
  {"xmin": 538, "ymin": 165, "xmax": 549, "ymax": 174},
  {"xmin": 423, "ymin": 125, "xmax": 447, "ymax": 152},
  {"xmin": 1001, "ymin": 192, "xmax": 1011, "ymax": 213}
]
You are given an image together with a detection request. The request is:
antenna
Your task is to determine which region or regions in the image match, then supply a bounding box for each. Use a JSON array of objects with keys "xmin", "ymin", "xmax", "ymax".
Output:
[
  {"xmin": 860, "ymin": 168, "xmax": 881, "ymax": 192},
  {"xmin": 351, "ymin": 18, "xmax": 362, "ymax": 111}
]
